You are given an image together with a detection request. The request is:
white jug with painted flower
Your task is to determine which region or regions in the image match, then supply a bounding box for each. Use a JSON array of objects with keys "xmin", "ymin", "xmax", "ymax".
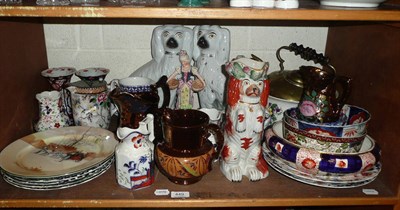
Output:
[{"xmin": 115, "ymin": 114, "xmax": 155, "ymax": 190}]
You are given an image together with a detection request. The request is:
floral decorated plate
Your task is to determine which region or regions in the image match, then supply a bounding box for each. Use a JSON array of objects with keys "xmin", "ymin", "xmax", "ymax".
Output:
[
  {"xmin": 0, "ymin": 126, "xmax": 118, "ymax": 178},
  {"xmin": 264, "ymin": 121, "xmax": 380, "ymax": 175},
  {"xmin": 1, "ymin": 156, "xmax": 113, "ymax": 183},
  {"xmin": 263, "ymin": 146, "xmax": 380, "ymax": 188},
  {"xmin": 263, "ymin": 143, "xmax": 381, "ymax": 183},
  {"xmin": 1, "ymin": 156, "xmax": 113, "ymax": 190}
]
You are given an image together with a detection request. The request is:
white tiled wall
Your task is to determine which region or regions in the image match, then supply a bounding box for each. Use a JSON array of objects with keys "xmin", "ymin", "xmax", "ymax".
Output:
[{"xmin": 44, "ymin": 24, "xmax": 328, "ymax": 81}]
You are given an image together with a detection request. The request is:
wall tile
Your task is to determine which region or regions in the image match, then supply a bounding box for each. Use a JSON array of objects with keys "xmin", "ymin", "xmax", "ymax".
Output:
[
  {"xmin": 249, "ymin": 26, "xmax": 328, "ymax": 51},
  {"xmin": 46, "ymin": 49, "xmax": 79, "ymax": 69},
  {"xmin": 103, "ymin": 25, "xmax": 154, "ymax": 49},
  {"xmin": 80, "ymin": 25, "xmax": 103, "ymax": 49},
  {"xmin": 44, "ymin": 24, "xmax": 78, "ymax": 49},
  {"xmin": 44, "ymin": 24, "xmax": 328, "ymax": 81},
  {"xmin": 226, "ymin": 26, "xmax": 250, "ymax": 51}
]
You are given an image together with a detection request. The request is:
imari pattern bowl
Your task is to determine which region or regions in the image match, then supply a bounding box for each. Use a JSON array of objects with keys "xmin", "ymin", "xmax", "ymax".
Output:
[
  {"xmin": 282, "ymin": 119, "xmax": 365, "ymax": 153},
  {"xmin": 283, "ymin": 105, "xmax": 371, "ymax": 139}
]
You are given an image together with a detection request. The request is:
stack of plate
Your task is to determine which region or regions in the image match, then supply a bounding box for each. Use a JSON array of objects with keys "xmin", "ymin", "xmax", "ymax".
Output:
[
  {"xmin": 0, "ymin": 126, "xmax": 118, "ymax": 190},
  {"xmin": 262, "ymin": 121, "xmax": 381, "ymax": 188}
]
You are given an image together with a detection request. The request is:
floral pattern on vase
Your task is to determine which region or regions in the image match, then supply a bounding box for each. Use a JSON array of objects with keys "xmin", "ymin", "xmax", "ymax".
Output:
[
  {"xmin": 68, "ymin": 86, "xmax": 111, "ymax": 128},
  {"xmin": 35, "ymin": 91, "xmax": 70, "ymax": 132}
]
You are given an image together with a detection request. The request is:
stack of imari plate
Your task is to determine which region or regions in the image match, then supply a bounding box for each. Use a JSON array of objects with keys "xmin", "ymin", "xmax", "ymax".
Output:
[
  {"xmin": 262, "ymin": 121, "xmax": 381, "ymax": 188},
  {"xmin": 0, "ymin": 126, "xmax": 118, "ymax": 190}
]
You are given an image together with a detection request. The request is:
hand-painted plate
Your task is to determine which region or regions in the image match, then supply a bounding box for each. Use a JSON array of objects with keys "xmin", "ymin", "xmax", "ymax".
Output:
[
  {"xmin": 263, "ymin": 144, "xmax": 380, "ymax": 188},
  {"xmin": 1, "ymin": 157, "xmax": 114, "ymax": 190},
  {"xmin": 0, "ymin": 126, "xmax": 117, "ymax": 178}
]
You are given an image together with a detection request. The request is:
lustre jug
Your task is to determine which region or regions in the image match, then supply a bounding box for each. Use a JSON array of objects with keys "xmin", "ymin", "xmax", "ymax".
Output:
[
  {"xmin": 115, "ymin": 114, "xmax": 155, "ymax": 190},
  {"xmin": 109, "ymin": 76, "xmax": 170, "ymax": 140},
  {"xmin": 35, "ymin": 90, "xmax": 70, "ymax": 132},
  {"xmin": 297, "ymin": 65, "xmax": 352, "ymax": 123},
  {"xmin": 220, "ymin": 55, "xmax": 270, "ymax": 182},
  {"xmin": 155, "ymin": 108, "xmax": 224, "ymax": 185}
]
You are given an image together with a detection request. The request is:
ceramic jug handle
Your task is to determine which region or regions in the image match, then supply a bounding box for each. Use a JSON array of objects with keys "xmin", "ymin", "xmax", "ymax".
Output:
[
  {"xmin": 155, "ymin": 75, "xmax": 170, "ymax": 108},
  {"xmin": 334, "ymin": 76, "xmax": 352, "ymax": 110},
  {"xmin": 207, "ymin": 123, "xmax": 224, "ymax": 159},
  {"xmin": 109, "ymin": 79, "xmax": 119, "ymax": 91}
]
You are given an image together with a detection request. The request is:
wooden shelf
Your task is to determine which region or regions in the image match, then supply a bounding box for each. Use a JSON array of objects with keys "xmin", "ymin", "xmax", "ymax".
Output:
[
  {"xmin": 0, "ymin": 163, "xmax": 397, "ymax": 208},
  {"xmin": 0, "ymin": 1, "xmax": 399, "ymax": 209},
  {"xmin": 0, "ymin": 0, "xmax": 400, "ymax": 21}
]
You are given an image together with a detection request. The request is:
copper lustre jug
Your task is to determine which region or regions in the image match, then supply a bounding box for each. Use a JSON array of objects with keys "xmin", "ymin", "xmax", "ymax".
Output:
[
  {"xmin": 297, "ymin": 61, "xmax": 352, "ymax": 124},
  {"xmin": 109, "ymin": 76, "xmax": 170, "ymax": 140}
]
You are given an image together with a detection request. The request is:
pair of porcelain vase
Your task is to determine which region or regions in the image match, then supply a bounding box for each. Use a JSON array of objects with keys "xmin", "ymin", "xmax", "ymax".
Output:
[{"xmin": 36, "ymin": 67, "xmax": 112, "ymax": 132}]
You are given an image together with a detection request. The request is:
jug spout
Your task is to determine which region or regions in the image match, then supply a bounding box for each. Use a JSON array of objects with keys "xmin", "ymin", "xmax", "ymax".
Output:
[
  {"xmin": 299, "ymin": 66, "xmax": 335, "ymax": 90},
  {"xmin": 109, "ymin": 88, "xmax": 144, "ymax": 129}
]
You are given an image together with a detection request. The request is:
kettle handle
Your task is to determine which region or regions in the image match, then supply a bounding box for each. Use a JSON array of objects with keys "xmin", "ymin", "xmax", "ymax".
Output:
[{"xmin": 276, "ymin": 43, "xmax": 335, "ymax": 73}]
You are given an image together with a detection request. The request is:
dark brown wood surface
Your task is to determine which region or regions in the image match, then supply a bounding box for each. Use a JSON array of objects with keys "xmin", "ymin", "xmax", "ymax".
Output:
[
  {"xmin": 0, "ymin": 18, "xmax": 49, "ymax": 150},
  {"xmin": 325, "ymin": 22, "xmax": 400, "ymax": 195}
]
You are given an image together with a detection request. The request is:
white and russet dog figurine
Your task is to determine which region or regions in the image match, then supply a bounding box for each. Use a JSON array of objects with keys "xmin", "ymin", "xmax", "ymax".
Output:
[
  {"xmin": 130, "ymin": 25, "xmax": 193, "ymax": 108},
  {"xmin": 193, "ymin": 25, "xmax": 230, "ymax": 111},
  {"xmin": 220, "ymin": 55, "xmax": 270, "ymax": 182}
]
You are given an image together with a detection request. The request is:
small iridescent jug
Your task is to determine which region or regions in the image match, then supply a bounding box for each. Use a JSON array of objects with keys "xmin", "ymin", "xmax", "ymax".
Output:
[
  {"xmin": 297, "ymin": 65, "xmax": 352, "ymax": 123},
  {"xmin": 35, "ymin": 90, "xmax": 70, "ymax": 132},
  {"xmin": 115, "ymin": 114, "xmax": 155, "ymax": 190}
]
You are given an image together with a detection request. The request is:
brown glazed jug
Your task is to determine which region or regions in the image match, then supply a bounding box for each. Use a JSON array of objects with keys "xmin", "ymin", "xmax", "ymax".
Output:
[
  {"xmin": 109, "ymin": 76, "xmax": 170, "ymax": 140},
  {"xmin": 297, "ymin": 65, "xmax": 352, "ymax": 123},
  {"xmin": 155, "ymin": 108, "xmax": 224, "ymax": 185}
]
